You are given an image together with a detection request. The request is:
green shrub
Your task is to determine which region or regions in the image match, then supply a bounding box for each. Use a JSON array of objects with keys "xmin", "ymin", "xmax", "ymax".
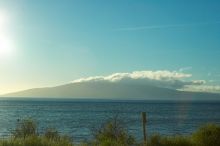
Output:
[
  {"xmin": 148, "ymin": 134, "xmax": 192, "ymax": 146},
  {"xmin": 4, "ymin": 118, "xmax": 74, "ymax": 146},
  {"xmin": 1, "ymin": 118, "xmax": 220, "ymax": 146},
  {"xmin": 192, "ymin": 124, "xmax": 220, "ymax": 146},
  {"xmin": 44, "ymin": 128, "xmax": 60, "ymax": 140},
  {"xmin": 91, "ymin": 116, "xmax": 136, "ymax": 146},
  {"xmin": 148, "ymin": 124, "xmax": 220, "ymax": 146},
  {"xmin": 12, "ymin": 118, "xmax": 38, "ymax": 139},
  {"xmin": 148, "ymin": 134, "xmax": 162, "ymax": 146},
  {"xmin": 0, "ymin": 136, "xmax": 73, "ymax": 146}
]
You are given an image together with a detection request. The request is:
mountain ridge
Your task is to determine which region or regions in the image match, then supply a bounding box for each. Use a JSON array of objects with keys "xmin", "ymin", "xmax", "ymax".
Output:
[{"xmin": 2, "ymin": 82, "xmax": 220, "ymax": 100}]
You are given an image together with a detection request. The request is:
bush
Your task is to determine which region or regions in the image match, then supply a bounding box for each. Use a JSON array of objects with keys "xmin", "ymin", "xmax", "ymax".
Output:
[
  {"xmin": 5, "ymin": 118, "xmax": 74, "ymax": 146},
  {"xmin": 0, "ymin": 136, "xmax": 73, "ymax": 146},
  {"xmin": 148, "ymin": 124, "xmax": 220, "ymax": 146},
  {"xmin": 12, "ymin": 118, "xmax": 38, "ymax": 139},
  {"xmin": 44, "ymin": 128, "xmax": 73, "ymax": 145},
  {"xmin": 192, "ymin": 124, "xmax": 220, "ymax": 146},
  {"xmin": 2, "ymin": 118, "xmax": 220, "ymax": 146},
  {"xmin": 91, "ymin": 116, "xmax": 136, "ymax": 146},
  {"xmin": 148, "ymin": 134, "xmax": 192, "ymax": 146},
  {"xmin": 44, "ymin": 128, "xmax": 60, "ymax": 140}
]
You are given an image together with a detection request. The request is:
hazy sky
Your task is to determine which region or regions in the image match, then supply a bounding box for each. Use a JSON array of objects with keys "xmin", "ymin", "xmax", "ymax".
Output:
[{"xmin": 0, "ymin": 0, "xmax": 220, "ymax": 94}]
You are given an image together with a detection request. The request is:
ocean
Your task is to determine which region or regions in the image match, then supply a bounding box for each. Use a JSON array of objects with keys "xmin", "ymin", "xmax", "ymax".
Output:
[{"xmin": 0, "ymin": 98, "xmax": 220, "ymax": 141}]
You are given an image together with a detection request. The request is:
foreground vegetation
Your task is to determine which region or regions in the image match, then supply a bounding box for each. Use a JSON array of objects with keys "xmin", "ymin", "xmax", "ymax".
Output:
[{"xmin": 0, "ymin": 118, "xmax": 220, "ymax": 146}]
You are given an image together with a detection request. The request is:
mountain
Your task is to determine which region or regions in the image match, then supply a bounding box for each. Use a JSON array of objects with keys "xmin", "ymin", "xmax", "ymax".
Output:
[{"xmin": 2, "ymin": 82, "xmax": 220, "ymax": 100}]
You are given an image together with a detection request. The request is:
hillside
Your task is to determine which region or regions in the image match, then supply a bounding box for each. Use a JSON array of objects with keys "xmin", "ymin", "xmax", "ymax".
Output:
[{"xmin": 3, "ymin": 82, "xmax": 220, "ymax": 100}]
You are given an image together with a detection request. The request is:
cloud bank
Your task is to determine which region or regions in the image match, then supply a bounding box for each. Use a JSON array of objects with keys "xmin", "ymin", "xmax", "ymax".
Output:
[
  {"xmin": 182, "ymin": 85, "xmax": 220, "ymax": 93},
  {"xmin": 72, "ymin": 70, "xmax": 220, "ymax": 93}
]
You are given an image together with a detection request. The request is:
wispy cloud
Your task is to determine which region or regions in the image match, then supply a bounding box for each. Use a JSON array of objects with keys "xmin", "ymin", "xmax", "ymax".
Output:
[
  {"xmin": 115, "ymin": 21, "xmax": 220, "ymax": 31},
  {"xmin": 179, "ymin": 66, "xmax": 192, "ymax": 72}
]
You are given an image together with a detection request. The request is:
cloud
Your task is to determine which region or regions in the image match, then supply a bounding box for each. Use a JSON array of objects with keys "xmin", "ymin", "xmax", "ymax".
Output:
[
  {"xmin": 73, "ymin": 70, "xmax": 191, "ymax": 82},
  {"xmin": 191, "ymin": 80, "xmax": 206, "ymax": 85},
  {"xmin": 115, "ymin": 21, "xmax": 220, "ymax": 31},
  {"xmin": 182, "ymin": 85, "xmax": 220, "ymax": 94},
  {"xmin": 179, "ymin": 67, "xmax": 192, "ymax": 72},
  {"xmin": 72, "ymin": 70, "xmax": 207, "ymax": 90}
]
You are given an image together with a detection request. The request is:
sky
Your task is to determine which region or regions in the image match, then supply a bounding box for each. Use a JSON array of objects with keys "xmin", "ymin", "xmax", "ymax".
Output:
[{"xmin": 0, "ymin": 0, "xmax": 220, "ymax": 94}]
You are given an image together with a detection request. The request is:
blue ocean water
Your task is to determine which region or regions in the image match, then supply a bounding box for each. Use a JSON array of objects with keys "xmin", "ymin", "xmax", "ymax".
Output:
[{"xmin": 0, "ymin": 98, "xmax": 220, "ymax": 141}]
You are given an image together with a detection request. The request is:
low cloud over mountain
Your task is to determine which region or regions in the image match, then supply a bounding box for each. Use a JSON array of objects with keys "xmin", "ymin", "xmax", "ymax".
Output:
[
  {"xmin": 3, "ymin": 70, "xmax": 220, "ymax": 99},
  {"xmin": 72, "ymin": 70, "xmax": 217, "ymax": 93}
]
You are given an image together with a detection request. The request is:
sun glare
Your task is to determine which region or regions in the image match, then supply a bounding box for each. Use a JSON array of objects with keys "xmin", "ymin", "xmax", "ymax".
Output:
[
  {"xmin": 0, "ymin": 10, "xmax": 15, "ymax": 59},
  {"xmin": 0, "ymin": 10, "xmax": 8, "ymax": 29},
  {"xmin": 0, "ymin": 36, "xmax": 14, "ymax": 58}
]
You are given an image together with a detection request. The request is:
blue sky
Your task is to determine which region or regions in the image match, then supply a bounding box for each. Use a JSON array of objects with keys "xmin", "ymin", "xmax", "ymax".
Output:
[{"xmin": 0, "ymin": 0, "xmax": 220, "ymax": 94}]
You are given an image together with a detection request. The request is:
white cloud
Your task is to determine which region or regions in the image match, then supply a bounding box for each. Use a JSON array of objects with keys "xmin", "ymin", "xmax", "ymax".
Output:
[
  {"xmin": 191, "ymin": 80, "xmax": 206, "ymax": 85},
  {"xmin": 72, "ymin": 70, "xmax": 209, "ymax": 90},
  {"xmin": 182, "ymin": 85, "xmax": 220, "ymax": 93},
  {"xmin": 73, "ymin": 70, "xmax": 192, "ymax": 83},
  {"xmin": 71, "ymin": 70, "xmax": 220, "ymax": 93}
]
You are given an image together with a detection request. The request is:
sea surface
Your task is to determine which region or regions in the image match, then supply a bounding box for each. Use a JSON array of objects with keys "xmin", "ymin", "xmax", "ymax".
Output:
[{"xmin": 0, "ymin": 98, "xmax": 220, "ymax": 141}]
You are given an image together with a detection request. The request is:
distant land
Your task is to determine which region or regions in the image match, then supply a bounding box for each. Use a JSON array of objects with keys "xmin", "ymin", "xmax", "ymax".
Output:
[{"xmin": 2, "ymin": 81, "xmax": 220, "ymax": 100}]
